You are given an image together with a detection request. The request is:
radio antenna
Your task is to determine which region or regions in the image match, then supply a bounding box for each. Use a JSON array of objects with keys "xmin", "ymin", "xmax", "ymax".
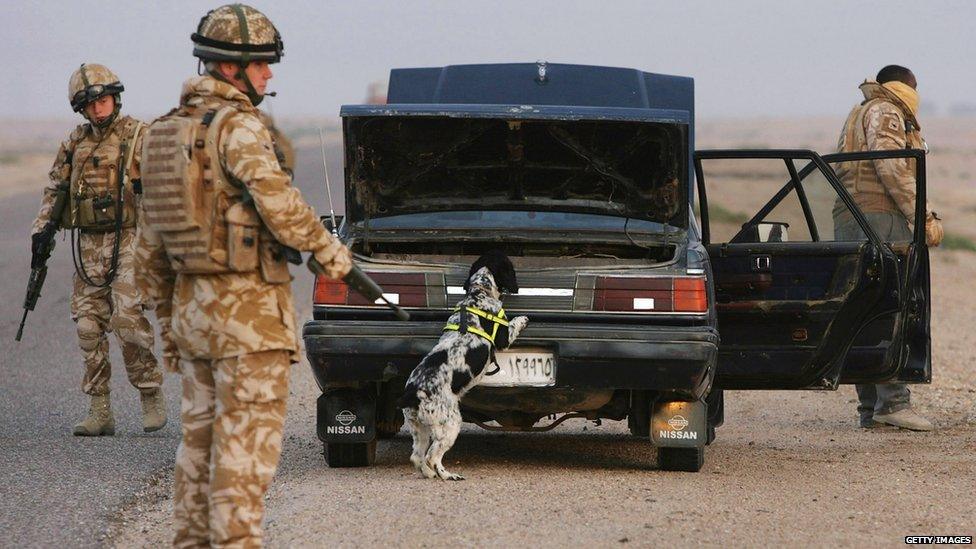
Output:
[{"xmin": 318, "ymin": 127, "xmax": 339, "ymax": 236}]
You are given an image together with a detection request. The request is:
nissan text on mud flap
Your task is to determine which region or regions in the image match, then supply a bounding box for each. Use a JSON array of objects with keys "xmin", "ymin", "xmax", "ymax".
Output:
[{"xmin": 302, "ymin": 63, "xmax": 933, "ymax": 472}]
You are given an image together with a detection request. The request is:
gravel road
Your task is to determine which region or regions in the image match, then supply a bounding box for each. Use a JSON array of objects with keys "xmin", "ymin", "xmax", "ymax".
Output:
[{"xmin": 1, "ymin": 140, "xmax": 973, "ymax": 548}]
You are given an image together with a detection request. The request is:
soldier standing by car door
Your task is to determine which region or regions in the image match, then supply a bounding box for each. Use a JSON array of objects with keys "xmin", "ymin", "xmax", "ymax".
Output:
[
  {"xmin": 832, "ymin": 64, "xmax": 943, "ymax": 431},
  {"xmin": 30, "ymin": 63, "xmax": 166, "ymax": 436},
  {"xmin": 136, "ymin": 4, "xmax": 352, "ymax": 546}
]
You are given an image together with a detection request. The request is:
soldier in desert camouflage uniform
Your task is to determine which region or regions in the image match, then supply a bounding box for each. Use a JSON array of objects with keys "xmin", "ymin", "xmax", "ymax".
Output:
[
  {"xmin": 31, "ymin": 63, "xmax": 165, "ymax": 436},
  {"xmin": 833, "ymin": 64, "xmax": 943, "ymax": 432},
  {"xmin": 136, "ymin": 5, "xmax": 352, "ymax": 547}
]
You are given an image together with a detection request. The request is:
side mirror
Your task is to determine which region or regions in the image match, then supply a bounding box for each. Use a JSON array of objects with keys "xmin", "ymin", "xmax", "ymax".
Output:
[
  {"xmin": 757, "ymin": 221, "xmax": 789, "ymax": 243},
  {"xmin": 731, "ymin": 221, "xmax": 790, "ymax": 243},
  {"xmin": 321, "ymin": 214, "xmax": 344, "ymax": 234}
]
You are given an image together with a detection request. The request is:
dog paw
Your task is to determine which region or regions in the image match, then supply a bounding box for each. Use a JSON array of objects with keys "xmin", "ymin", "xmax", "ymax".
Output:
[
  {"xmin": 438, "ymin": 470, "xmax": 465, "ymax": 481},
  {"xmin": 511, "ymin": 316, "xmax": 529, "ymax": 330},
  {"xmin": 420, "ymin": 463, "xmax": 437, "ymax": 479}
]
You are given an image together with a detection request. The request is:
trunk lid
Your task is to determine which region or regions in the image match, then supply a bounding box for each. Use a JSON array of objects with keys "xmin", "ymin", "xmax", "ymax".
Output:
[{"xmin": 341, "ymin": 107, "xmax": 689, "ymax": 227}]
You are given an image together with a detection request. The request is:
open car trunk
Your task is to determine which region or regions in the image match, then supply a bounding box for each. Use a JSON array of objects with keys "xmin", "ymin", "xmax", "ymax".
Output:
[{"xmin": 342, "ymin": 114, "xmax": 689, "ymax": 228}]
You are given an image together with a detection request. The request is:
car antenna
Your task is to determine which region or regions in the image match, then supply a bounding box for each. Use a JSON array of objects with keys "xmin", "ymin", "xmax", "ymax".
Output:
[{"xmin": 318, "ymin": 127, "xmax": 339, "ymax": 237}]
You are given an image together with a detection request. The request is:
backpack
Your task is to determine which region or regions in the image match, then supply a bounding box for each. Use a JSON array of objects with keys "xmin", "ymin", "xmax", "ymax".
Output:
[{"xmin": 141, "ymin": 104, "xmax": 261, "ymax": 274}]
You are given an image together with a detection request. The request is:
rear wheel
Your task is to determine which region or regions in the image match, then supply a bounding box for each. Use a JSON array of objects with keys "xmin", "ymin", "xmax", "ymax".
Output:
[
  {"xmin": 324, "ymin": 440, "xmax": 377, "ymax": 468},
  {"xmin": 657, "ymin": 446, "xmax": 704, "ymax": 472},
  {"xmin": 627, "ymin": 390, "xmax": 651, "ymax": 437},
  {"xmin": 376, "ymin": 383, "xmax": 405, "ymax": 439}
]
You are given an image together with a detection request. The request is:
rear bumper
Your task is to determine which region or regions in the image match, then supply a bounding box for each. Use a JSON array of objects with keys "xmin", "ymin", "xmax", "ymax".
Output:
[{"xmin": 303, "ymin": 320, "xmax": 718, "ymax": 396}]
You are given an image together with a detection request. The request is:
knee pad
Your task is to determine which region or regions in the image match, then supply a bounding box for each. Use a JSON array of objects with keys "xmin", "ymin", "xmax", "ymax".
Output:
[{"xmin": 76, "ymin": 316, "xmax": 105, "ymax": 352}]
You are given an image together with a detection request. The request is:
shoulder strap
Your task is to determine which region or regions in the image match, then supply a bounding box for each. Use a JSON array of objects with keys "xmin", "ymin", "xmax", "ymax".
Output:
[
  {"xmin": 204, "ymin": 104, "xmax": 245, "ymax": 193},
  {"xmin": 122, "ymin": 121, "xmax": 145, "ymax": 176}
]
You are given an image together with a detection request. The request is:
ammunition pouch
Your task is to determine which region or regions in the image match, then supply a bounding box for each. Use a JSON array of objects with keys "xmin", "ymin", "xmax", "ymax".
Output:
[
  {"xmin": 225, "ymin": 202, "xmax": 260, "ymax": 271},
  {"xmin": 63, "ymin": 193, "xmax": 134, "ymax": 231}
]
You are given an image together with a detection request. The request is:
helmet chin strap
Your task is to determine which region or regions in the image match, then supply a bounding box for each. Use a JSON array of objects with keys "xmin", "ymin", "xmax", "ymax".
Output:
[
  {"xmin": 206, "ymin": 63, "xmax": 266, "ymax": 106},
  {"xmin": 235, "ymin": 64, "xmax": 265, "ymax": 106}
]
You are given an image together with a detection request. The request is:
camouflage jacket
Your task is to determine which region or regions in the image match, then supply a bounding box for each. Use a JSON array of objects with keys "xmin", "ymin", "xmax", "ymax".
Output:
[
  {"xmin": 137, "ymin": 76, "xmax": 339, "ymax": 365},
  {"xmin": 257, "ymin": 110, "xmax": 296, "ymax": 176},
  {"xmin": 33, "ymin": 115, "xmax": 144, "ymax": 235},
  {"xmin": 834, "ymin": 82, "xmax": 931, "ymax": 222}
]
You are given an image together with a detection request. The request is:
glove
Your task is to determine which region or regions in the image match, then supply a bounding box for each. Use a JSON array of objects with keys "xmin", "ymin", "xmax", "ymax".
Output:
[
  {"xmin": 163, "ymin": 354, "xmax": 181, "ymax": 374},
  {"xmin": 30, "ymin": 226, "xmax": 56, "ymax": 268},
  {"xmin": 313, "ymin": 238, "xmax": 353, "ymax": 280},
  {"xmin": 925, "ymin": 212, "xmax": 943, "ymax": 247}
]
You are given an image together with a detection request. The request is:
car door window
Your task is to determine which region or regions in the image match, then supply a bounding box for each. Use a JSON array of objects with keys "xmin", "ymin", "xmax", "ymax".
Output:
[
  {"xmin": 823, "ymin": 154, "xmax": 920, "ymax": 245},
  {"xmin": 697, "ymin": 157, "xmax": 867, "ymax": 244}
]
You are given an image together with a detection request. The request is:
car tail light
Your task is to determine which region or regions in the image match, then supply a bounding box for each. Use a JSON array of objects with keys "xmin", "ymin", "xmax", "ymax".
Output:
[
  {"xmin": 673, "ymin": 277, "xmax": 707, "ymax": 312},
  {"xmin": 593, "ymin": 276, "xmax": 707, "ymax": 313},
  {"xmin": 313, "ymin": 272, "xmax": 427, "ymax": 307}
]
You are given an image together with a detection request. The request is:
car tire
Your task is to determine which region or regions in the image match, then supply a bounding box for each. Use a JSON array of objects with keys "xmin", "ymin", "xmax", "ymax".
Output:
[
  {"xmin": 324, "ymin": 440, "xmax": 377, "ymax": 468},
  {"xmin": 627, "ymin": 390, "xmax": 651, "ymax": 437},
  {"xmin": 376, "ymin": 416, "xmax": 404, "ymax": 439},
  {"xmin": 376, "ymin": 383, "xmax": 405, "ymax": 439},
  {"xmin": 657, "ymin": 446, "xmax": 704, "ymax": 472}
]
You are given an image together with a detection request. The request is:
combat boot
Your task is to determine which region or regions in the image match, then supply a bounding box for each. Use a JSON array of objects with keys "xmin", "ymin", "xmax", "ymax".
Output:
[
  {"xmin": 140, "ymin": 388, "xmax": 167, "ymax": 432},
  {"xmin": 73, "ymin": 394, "xmax": 115, "ymax": 436},
  {"xmin": 873, "ymin": 408, "xmax": 934, "ymax": 431}
]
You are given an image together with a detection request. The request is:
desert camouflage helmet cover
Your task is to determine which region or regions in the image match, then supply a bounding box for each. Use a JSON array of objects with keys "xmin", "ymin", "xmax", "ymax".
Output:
[
  {"xmin": 68, "ymin": 63, "xmax": 124, "ymax": 112},
  {"xmin": 191, "ymin": 4, "xmax": 283, "ymax": 63}
]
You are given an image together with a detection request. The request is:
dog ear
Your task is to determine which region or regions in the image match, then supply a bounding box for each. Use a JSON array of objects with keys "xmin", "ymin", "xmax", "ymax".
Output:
[
  {"xmin": 466, "ymin": 250, "xmax": 518, "ymax": 294},
  {"xmin": 495, "ymin": 254, "xmax": 519, "ymax": 294}
]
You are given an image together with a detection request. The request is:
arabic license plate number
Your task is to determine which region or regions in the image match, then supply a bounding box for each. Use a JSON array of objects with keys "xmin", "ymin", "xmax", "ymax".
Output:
[{"xmin": 480, "ymin": 349, "xmax": 556, "ymax": 387}]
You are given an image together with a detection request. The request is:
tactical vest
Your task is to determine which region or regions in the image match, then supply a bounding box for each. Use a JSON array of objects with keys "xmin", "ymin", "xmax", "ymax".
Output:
[
  {"xmin": 834, "ymin": 98, "xmax": 924, "ymax": 215},
  {"xmin": 62, "ymin": 117, "xmax": 142, "ymax": 231},
  {"xmin": 141, "ymin": 100, "xmax": 290, "ymax": 282}
]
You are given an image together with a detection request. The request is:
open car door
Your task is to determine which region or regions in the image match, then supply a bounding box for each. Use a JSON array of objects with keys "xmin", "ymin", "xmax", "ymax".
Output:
[
  {"xmin": 821, "ymin": 150, "xmax": 931, "ymax": 385},
  {"xmin": 694, "ymin": 149, "xmax": 929, "ymax": 389}
]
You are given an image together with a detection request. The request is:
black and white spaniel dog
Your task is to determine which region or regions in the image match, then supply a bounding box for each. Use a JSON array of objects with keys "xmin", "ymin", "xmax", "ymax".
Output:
[{"xmin": 398, "ymin": 251, "xmax": 529, "ymax": 480}]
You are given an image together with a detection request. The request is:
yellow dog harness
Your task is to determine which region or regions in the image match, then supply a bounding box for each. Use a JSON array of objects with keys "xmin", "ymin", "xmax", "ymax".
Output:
[{"xmin": 443, "ymin": 306, "xmax": 509, "ymax": 345}]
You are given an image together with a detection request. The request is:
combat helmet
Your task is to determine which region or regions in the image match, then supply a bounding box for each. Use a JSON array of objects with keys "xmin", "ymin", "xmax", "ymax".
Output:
[
  {"xmin": 68, "ymin": 63, "xmax": 124, "ymax": 126},
  {"xmin": 191, "ymin": 3, "xmax": 283, "ymax": 105}
]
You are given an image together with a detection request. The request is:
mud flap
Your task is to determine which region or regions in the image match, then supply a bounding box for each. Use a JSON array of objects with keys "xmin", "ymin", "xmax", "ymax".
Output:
[
  {"xmin": 317, "ymin": 388, "xmax": 376, "ymax": 444},
  {"xmin": 650, "ymin": 400, "xmax": 707, "ymax": 448}
]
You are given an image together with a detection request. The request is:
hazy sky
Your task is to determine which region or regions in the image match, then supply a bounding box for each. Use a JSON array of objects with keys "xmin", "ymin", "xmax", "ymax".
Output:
[{"xmin": 5, "ymin": 1, "xmax": 973, "ymax": 120}]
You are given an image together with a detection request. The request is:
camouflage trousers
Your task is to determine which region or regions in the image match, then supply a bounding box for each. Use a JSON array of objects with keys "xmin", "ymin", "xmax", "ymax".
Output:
[
  {"xmin": 835, "ymin": 211, "xmax": 913, "ymax": 424},
  {"xmin": 173, "ymin": 350, "xmax": 290, "ymax": 548},
  {"xmin": 71, "ymin": 229, "xmax": 161, "ymax": 396}
]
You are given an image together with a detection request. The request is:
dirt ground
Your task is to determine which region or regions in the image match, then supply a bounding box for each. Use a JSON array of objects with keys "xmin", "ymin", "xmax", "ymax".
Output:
[{"xmin": 109, "ymin": 248, "xmax": 976, "ymax": 547}]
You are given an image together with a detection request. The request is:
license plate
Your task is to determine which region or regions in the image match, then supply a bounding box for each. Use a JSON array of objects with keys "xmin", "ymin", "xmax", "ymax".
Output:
[{"xmin": 480, "ymin": 349, "xmax": 556, "ymax": 387}]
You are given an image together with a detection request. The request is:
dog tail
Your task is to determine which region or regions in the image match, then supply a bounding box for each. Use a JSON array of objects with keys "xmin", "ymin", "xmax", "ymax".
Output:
[{"xmin": 396, "ymin": 383, "xmax": 422, "ymax": 410}]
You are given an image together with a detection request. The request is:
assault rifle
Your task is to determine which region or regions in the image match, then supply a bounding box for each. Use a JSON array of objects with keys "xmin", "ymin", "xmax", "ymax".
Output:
[
  {"xmin": 307, "ymin": 257, "xmax": 410, "ymax": 321},
  {"xmin": 237, "ymin": 172, "xmax": 409, "ymax": 321},
  {"xmin": 274, "ymin": 233, "xmax": 409, "ymax": 321},
  {"xmin": 16, "ymin": 183, "xmax": 69, "ymax": 341}
]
